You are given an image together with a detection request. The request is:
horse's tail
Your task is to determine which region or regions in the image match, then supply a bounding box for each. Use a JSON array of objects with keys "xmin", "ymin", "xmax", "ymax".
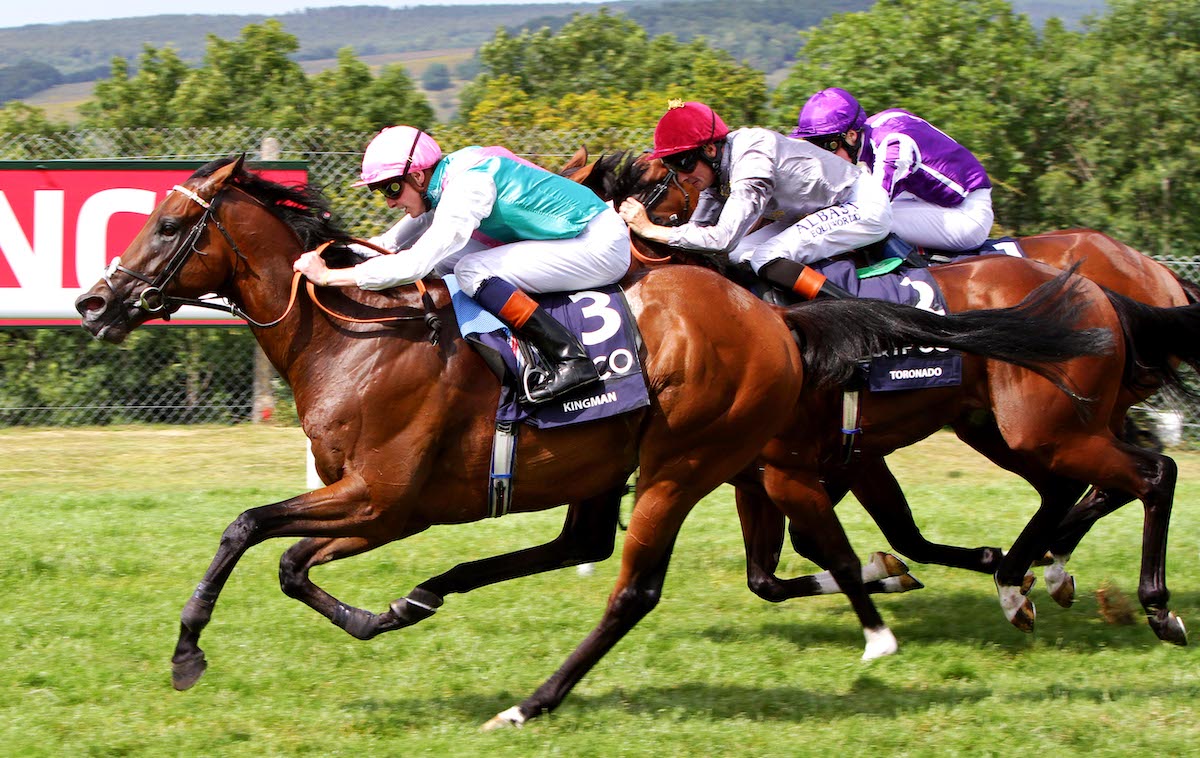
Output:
[
  {"xmin": 1105, "ymin": 289, "xmax": 1200, "ymax": 397},
  {"xmin": 782, "ymin": 268, "xmax": 1114, "ymax": 399}
]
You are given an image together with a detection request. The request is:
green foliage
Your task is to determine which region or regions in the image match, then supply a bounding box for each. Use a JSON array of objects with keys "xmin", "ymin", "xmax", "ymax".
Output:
[
  {"xmin": 773, "ymin": 0, "xmax": 1068, "ymax": 235},
  {"xmin": 457, "ymin": 9, "xmax": 767, "ymax": 132},
  {"xmin": 421, "ymin": 62, "xmax": 453, "ymax": 92},
  {"xmin": 79, "ymin": 23, "xmax": 433, "ymax": 133},
  {"xmin": 1040, "ymin": 0, "xmax": 1200, "ymax": 255},
  {"xmin": 0, "ymin": 60, "xmax": 62, "ymax": 103},
  {"xmin": 0, "ymin": 101, "xmax": 68, "ymax": 137},
  {"xmin": 0, "ymin": 327, "xmax": 260, "ymax": 425}
]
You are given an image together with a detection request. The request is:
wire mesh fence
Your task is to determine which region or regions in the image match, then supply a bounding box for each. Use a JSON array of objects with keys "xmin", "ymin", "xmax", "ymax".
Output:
[{"xmin": 2, "ymin": 126, "xmax": 1199, "ymax": 440}]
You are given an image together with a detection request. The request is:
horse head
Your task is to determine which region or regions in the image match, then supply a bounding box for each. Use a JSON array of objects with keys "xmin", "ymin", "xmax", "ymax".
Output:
[
  {"xmin": 76, "ymin": 155, "xmax": 345, "ymax": 343},
  {"xmin": 561, "ymin": 148, "xmax": 696, "ymax": 228}
]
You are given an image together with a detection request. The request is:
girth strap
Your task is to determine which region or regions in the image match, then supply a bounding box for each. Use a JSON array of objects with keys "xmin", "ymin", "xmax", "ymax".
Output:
[{"xmin": 488, "ymin": 420, "xmax": 518, "ymax": 518}]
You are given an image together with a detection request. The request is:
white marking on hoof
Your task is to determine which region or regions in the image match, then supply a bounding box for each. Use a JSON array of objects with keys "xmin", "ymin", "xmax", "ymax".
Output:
[
  {"xmin": 481, "ymin": 706, "xmax": 525, "ymax": 731},
  {"xmin": 576, "ymin": 563, "xmax": 595, "ymax": 577},
  {"xmin": 811, "ymin": 570, "xmax": 840, "ymax": 595},
  {"xmin": 996, "ymin": 575, "xmax": 1036, "ymax": 631},
  {"xmin": 878, "ymin": 573, "xmax": 924, "ymax": 593},
  {"xmin": 1044, "ymin": 557, "xmax": 1075, "ymax": 608},
  {"xmin": 862, "ymin": 626, "xmax": 898, "ymax": 660},
  {"xmin": 863, "ymin": 552, "xmax": 908, "ymax": 582}
]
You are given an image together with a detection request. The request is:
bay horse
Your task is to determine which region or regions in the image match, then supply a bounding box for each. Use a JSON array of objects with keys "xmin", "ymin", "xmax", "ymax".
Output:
[
  {"xmin": 563, "ymin": 147, "xmax": 1197, "ymax": 645},
  {"xmin": 75, "ymin": 156, "xmax": 1112, "ymax": 727}
]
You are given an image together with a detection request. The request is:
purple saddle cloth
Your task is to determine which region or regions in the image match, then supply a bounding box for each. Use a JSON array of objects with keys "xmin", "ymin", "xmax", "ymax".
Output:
[
  {"xmin": 445, "ymin": 276, "xmax": 650, "ymax": 428},
  {"xmin": 812, "ymin": 260, "xmax": 961, "ymax": 392}
]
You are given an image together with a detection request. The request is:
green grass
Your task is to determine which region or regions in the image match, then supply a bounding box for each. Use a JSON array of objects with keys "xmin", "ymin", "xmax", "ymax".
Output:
[{"xmin": 1, "ymin": 426, "xmax": 1197, "ymax": 756}]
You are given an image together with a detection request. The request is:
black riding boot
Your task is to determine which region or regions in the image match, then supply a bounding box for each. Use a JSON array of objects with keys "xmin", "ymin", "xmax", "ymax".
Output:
[
  {"xmin": 517, "ymin": 306, "xmax": 602, "ymax": 404},
  {"xmin": 759, "ymin": 258, "xmax": 852, "ymax": 300}
]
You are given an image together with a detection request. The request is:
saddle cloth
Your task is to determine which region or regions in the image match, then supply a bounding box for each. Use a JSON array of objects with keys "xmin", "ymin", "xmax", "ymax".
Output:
[
  {"xmin": 445, "ymin": 275, "xmax": 650, "ymax": 428},
  {"xmin": 812, "ymin": 259, "xmax": 961, "ymax": 392}
]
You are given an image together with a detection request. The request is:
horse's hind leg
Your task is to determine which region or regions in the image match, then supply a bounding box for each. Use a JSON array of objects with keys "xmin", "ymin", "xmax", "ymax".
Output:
[
  {"xmin": 1036, "ymin": 487, "xmax": 1136, "ymax": 608},
  {"xmin": 847, "ymin": 457, "xmax": 1005, "ymax": 573},
  {"xmin": 760, "ymin": 465, "xmax": 899, "ymax": 660}
]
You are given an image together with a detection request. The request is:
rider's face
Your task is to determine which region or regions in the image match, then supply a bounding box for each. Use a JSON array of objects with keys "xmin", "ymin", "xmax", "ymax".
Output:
[
  {"xmin": 672, "ymin": 145, "xmax": 718, "ymax": 191},
  {"xmin": 383, "ymin": 172, "xmax": 428, "ymax": 217}
]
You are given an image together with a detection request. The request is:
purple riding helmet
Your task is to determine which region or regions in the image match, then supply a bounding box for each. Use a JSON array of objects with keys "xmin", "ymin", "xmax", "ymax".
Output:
[{"xmin": 790, "ymin": 87, "xmax": 868, "ymax": 162}]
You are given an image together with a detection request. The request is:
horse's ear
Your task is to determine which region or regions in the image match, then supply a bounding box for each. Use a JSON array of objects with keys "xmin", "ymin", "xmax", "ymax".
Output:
[
  {"xmin": 206, "ymin": 154, "xmax": 246, "ymax": 190},
  {"xmin": 559, "ymin": 145, "xmax": 589, "ymax": 175}
]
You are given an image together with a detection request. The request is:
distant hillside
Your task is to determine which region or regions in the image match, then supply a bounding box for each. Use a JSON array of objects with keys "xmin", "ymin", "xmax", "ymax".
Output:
[
  {"xmin": 0, "ymin": 3, "xmax": 626, "ymax": 76},
  {"xmin": 2, "ymin": 0, "xmax": 1109, "ymax": 116}
]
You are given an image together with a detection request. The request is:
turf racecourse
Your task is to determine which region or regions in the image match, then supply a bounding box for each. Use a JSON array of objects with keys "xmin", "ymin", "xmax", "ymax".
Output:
[{"xmin": 1, "ymin": 426, "xmax": 1197, "ymax": 756}]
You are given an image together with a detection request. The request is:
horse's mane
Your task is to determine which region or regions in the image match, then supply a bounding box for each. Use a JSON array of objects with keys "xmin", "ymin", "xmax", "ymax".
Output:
[
  {"xmin": 590, "ymin": 150, "xmax": 652, "ymax": 204},
  {"xmin": 191, "ymin": 157, "xmax": 355, "ymax": 252}
]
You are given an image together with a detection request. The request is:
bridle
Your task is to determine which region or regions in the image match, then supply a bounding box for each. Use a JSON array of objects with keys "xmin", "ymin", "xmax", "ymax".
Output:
[
  {"xmin": 104, "ymin": 183, "xmax": 247, "ymax": 319},
  {"xmin": 637, "ymin": 168, "xmax": 691, "ymax": 227},
  {"xmin": 104, "ymin": 181, "xmax": 442, "ymax": 341}
]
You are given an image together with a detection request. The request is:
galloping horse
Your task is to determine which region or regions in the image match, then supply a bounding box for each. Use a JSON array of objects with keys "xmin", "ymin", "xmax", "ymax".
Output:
[
  {"xmin": 75, "ymin": 157, "xmax": 1112, "ymax": 727},
  {"xmin": 562, "ymin": 147, "xmax": 1198, "ymax": 645}
]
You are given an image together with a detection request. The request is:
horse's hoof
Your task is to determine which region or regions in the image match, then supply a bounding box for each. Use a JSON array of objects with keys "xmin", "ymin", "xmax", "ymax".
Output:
[
  {"xmin": 171, "ymin": 649, "xmax": 208, "ymax": 691},
  {"xmin": 1149, "ymin": 611, "xmax": 1188, "ymax": 646},
  {"xmin": 862, "ymin": 627, "xmax": 898, "ymax": 660},
  {"xmin": 997, "ymin": 576, "xmax": 1036, "ymax": 633},
  {"xmin": 897, "ymin": 573, "xmax": 924, "ymax": 592},
  {"xmin": 1045, "ymin": 566, "xmax": 1075, "ymax": 608},
  {"xmin": 868, "ymin": 554, "xmax": 902, "ymax": 578},
  {"xmin": 480, "ymin": 705, "xmax": 525, "ymax": 731},
  {"xmin": 334, "ymin": 604, "xmax": 380, "ymax": 640}
]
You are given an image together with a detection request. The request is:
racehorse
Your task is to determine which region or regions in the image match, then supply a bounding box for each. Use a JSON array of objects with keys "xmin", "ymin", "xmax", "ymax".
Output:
[
  {"xmin": 562, "ymin": 147, "xmax": 1198, "ymax": 645},
  {"xmin": 74, "ymin": 156, "xmax": 1113, "ymax": 727}
]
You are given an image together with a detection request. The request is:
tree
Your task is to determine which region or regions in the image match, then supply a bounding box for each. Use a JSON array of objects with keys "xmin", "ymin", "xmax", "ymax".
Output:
[
  {"xmin": 167, "ymin": 21, "xmax": 311, "ymax": 128},
  {"xmin": 457, "ymin": 9, "xmax": 767, "ymax": 132},
  {"xmin": 1038, "ymin": 0, "xmax": 1200, "ymax": 255},
  {"xmin": 79, "ymin": 45, "xmax": 189, "ymax": 128},
  {"xmin": 421, "ymin": 62, "xmax": 452, "ymax": 92},
  {"xmin": 772, "ymin": 0, "xmax": 1071, "ymax": 235}
]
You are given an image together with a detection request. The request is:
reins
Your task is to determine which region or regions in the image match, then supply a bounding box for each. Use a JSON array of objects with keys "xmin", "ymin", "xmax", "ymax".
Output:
[{"xmin": 116, "ymin": 181, "xmax": 442, "ymax": 344}]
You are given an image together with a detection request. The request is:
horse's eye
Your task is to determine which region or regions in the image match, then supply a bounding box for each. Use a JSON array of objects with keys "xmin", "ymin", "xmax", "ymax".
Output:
[{"xmin": 159, "ymin": 218, "xmax": 180, "ymax": 236}]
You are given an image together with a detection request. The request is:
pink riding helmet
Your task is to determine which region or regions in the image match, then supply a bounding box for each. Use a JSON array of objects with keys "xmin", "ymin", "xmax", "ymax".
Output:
[
  {"xmin": 353, "ymin": 126, "xmax": 443, "ymax": 187},
  {"xmin": 790, "ymin": 87, "xmax": 867, "ymax": 139}
]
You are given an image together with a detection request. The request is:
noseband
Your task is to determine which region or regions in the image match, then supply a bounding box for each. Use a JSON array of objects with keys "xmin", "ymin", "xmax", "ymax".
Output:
[{"xmin": 638, "ymin": 170, "xmax": 691, "ymax": 227}]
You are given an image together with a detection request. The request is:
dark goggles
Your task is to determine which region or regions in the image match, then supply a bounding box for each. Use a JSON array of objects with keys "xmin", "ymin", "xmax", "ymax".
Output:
[
  {"xmin": 661, "ymin": 149, "xmax": 703, "ymax": 174},
  {"xmin": 371, "ymin": 177, "xmax": 407, "ymax": 199}
]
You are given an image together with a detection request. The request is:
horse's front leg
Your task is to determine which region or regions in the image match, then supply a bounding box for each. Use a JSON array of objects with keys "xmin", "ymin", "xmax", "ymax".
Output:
[{"xmin": 172, "ymin": 476, "xmax": 371, "ymax": 690}]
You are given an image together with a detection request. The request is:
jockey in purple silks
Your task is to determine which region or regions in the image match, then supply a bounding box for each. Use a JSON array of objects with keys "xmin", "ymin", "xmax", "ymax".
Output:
[{"xmin": 792, "ymin": 88, "xmax": 995, "ymax": 253}]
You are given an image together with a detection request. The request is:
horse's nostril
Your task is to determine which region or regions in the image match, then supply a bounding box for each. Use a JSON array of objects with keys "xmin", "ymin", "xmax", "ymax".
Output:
[{"xmin": 75, "ymin": 294, "xmax": 108, "ymax": 317}]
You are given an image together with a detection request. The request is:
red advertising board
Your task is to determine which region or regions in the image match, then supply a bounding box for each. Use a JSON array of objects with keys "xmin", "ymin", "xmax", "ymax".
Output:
[{"xmin": 0, "ymin": 160, "xmax": 308, "ymax": 325}]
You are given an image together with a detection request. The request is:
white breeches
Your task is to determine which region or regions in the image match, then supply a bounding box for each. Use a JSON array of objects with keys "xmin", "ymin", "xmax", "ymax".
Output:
[
  {"xmin": 890, "ymin": 187, "xmax": 994, "ymax": 251},
  {"xmin": 731, "ymin": 170, "xmax": 893, "ymax": 272},
  {"xmin": 447, "ymin": 208, "xmax": 632, "ymax": 296}
]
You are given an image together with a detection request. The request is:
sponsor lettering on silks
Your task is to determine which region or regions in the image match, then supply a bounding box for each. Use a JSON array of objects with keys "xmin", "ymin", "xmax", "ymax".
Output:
[
  {"xmin": 795, "ymin": 203, "xmax": 862, "ymax": 235},
  {"xmin": 561, "ymin": 391, "xmax": 619, "ymax": 413}
]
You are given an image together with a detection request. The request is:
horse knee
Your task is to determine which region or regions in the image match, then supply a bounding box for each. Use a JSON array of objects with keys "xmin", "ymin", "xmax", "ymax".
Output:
[
  {"xmin": 278, "ymin": 552, "xmax": 308, "ymax": 599},
  {"xmin": 611, "ymin": 585, "xmax": 661, "ymax": 620}
]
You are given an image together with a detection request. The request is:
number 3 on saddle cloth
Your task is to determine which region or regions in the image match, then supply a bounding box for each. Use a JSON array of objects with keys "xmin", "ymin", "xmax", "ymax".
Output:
[
  {"xmin": 815, "ymin": 236, "xmax": 1027, "ymax": 393},
  {"xmin": 444, "ymin": 275, "xmax": 650, "ymax": 425},
  {"xmin": 445, "ymin": 275, "xmax": 650, "ymax": 517}
]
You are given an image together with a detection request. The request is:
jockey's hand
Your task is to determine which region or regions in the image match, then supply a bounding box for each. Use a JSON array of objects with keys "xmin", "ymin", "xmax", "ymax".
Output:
[
  {"xmin": 294, "ymin": 249, "xmax": 332, "ymax": 286},
  {"xmin": 619, "ymin": 198, "xmax": 650, "ymax": 234}
]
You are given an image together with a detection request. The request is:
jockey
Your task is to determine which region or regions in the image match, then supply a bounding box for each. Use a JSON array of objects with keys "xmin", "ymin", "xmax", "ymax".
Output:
[
  {"xmin": 618, "ymin": 100, "xmax": 891, "ymax": 301},
  {"xmin": 293, "ymin": 125, "xmax": 631, "ymax": 404},
  {"xmin": 792, "ymin": 87, "xmax": 994, "ymax": 252}
]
